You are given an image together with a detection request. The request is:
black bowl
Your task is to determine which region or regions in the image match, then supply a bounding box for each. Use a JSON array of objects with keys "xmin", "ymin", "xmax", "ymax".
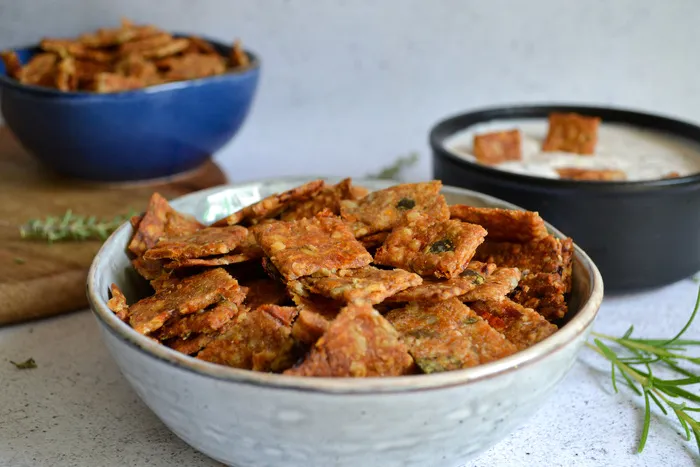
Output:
[{"xmin": 430, "ymin": 104, "xmax": 700, "ymax": 292}]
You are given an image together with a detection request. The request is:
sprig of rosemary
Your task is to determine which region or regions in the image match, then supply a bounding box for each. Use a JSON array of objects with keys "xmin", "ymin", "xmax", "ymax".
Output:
[
  {"xmin": 10, "ymin": 358, "xmax": 37, "ymax": 369},
  {"xmin": 368, "ymin": 152, "xmax": 419, "ymax": 180},
  {"xmin": 19, "ymin": 210, "xmax": 134, "ymax": 243},
  {"xmin": 588, "ymin": 285, "xmax": 700, "ymax": 454}
]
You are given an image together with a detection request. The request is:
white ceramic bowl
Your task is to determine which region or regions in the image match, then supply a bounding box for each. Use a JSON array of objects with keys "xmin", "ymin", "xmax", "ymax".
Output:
[{"xmin": 87, "ymin": 177, "xmax": 604, "ymax": 467}]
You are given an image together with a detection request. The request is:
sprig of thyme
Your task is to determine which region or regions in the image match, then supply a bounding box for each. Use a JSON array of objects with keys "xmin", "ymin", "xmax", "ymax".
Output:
[
  {"xmin": 10, "ymin": 358, "xmax": 37, "ymax": 369},
  {"xmin": 588, "ymin": 285, "xmax": 700, "ymax": 454},
  {"xmin": 368, "ymin": 152, "xmax": 419, "ymax": 180},
  {"xmin": 19, "ymin": 210, "xmax": 134, "ymax": 243}
]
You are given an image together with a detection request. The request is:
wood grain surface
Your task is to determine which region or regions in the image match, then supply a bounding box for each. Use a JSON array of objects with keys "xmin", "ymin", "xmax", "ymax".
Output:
[{"xmin": 0, "ymin": 127, "xmax": 227, "ymax": 325}]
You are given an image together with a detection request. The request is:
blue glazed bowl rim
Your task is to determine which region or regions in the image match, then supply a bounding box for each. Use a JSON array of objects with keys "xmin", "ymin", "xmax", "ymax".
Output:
[{"xmin": 0, "ymin": 34, "xmax": 260, "ymax": 99}]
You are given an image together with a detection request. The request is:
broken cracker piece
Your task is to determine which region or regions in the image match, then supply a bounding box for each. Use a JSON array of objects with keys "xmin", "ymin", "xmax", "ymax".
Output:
[
  {"xmin": 1, "ymin": 50, "xmax": 22, "ymax": 79},
  {"xmin": 163, "ymin": 253, "xmax": 254, "ymax": 269},
  {"xmin": 510, "ymin": 272, "xmax": 568, "ymax": 321},
  {"xmin": 556, "ymin": 167, "xmax": 626, "ymax": 181},
  {"xmin": 387, "ymin": 298, "xmax": 516, "ymax": 373},
  {"xmin": 474, "ymin": 234, "xmax": 570, "ymax": 277},
  {"xmin": 374, "ymin": 219, "xmax": 487, "ymax": 278},
  {"xmin": 19, "ymin": 53, "xmax": 57, "ymax": 86},
  {"xmin": 161, "ymin": 53, "xmax": 227, "ymax": 81},
  {"xmin": 449, "ymin": 205, "xmax": 548, "ymax": 242},
  {"xmin": 285, "ymin": 304, "xmax": 414, "ymax": 377},
  {"xmin": 471, "ymin": 299, "xmax": 557, "ymax": 350},
  {"xmin": 340, "ymin": 181, "xmax": 450, "ymax": 237},
  {"xmin": 107, "ymin": 283, "xmax": 129, "ymax": 321},
  {"xmin": 254, "ymin": 214, "xmax": 372, "ymax": 281},
  {"xmin": 472, "ymin": 129, "xmax": 522, "ymax": 165},
  {"xmin": 542, "ymin": 113, "xmax": 600, "ymax": 155},
  {"xmin": 385, "ymin": 262, "xmax": 495, "ymax": 303},
  {"xmin": 144, "ymin": 225, "xmax": 248, "ymax": 260},
  {"xmin": 213, "ymin": 180, "xmax": 325, "ymax": 227},
  {"xmin": 128, "ymin": 268, "xmax": 243, "ymax": 335},
  {"xmin": 281, "ymin": 178, "xmax": 355, "ymax": 221},
  {"xmin": 242, "ymin": 278, "xmax": 289, "ymax": 310},
  {"xmin": 294, "ymin": 266, "xmax": 422, "ymax": 304},
  {"xmin": 167, "ymin": 333, "xmax": 216, "ymax": 356}
]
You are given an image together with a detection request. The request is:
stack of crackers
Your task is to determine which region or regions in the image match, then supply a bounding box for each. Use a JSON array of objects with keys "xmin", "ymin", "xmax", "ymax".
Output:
[
  {"xmin": 108, "ymin": 179, "xmax": 573, "ymax": 377},
  {"xmin": 0, "ymin": 18, "xmax": 250, "ymax": 93}
]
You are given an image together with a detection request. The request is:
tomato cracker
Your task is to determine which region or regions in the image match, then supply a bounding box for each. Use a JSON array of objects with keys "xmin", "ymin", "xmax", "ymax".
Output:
[
  {"xmin": 471, "ymin": 299, "xmax": 557, "ymax": 350},
  {"xmin": 556, "ymin": 167, "xmax": 626, "ymax": 181},
  {"xmin": 449, "ymin": 205, "xmax": 548, "ymax": 242},
  {"xmin": 144, "ymin": 225, "xmax": 248, "ymax": 260},
  {"xmin": 542, "ymin": 113, "xmax": 600, "ymax": 155},
  {"xmin": 472, "ymin": 129, "xmax": 522, "ymax": 165}
]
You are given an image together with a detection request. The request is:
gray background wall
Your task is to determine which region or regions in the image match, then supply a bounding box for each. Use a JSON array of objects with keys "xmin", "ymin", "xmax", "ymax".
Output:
[{"xmin": 1, "ymin": 0, "xmax": 698, "ymax": 181}]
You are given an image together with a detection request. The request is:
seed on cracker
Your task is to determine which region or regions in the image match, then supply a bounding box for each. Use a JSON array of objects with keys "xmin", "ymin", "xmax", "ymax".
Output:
[
  {"xmin": 374, "ymin": 219, "xmax": 487, "ymax": 278},
  {"xmin": 212, "ymin": 180, "xmax": 325, "ymax": 227},
  {"xmin": 472, "ymin": 129, "xmax": 522, "ymax": 165},
  {"xmin": 449, "ymin": 205, "xmax": 548, "ymax": 242},
  {"xmin": 340, "ymin": 181, "xmax": 450, "ymax": 237},
  {"xmin": 128, "ymin": 268, "xmax": 244, "ymax": 335},
  {"xmin": 471, "ymin": 299, "xmax": 557, "ymax": 350},
  {"xmin": 254, "ymin": 214, "xmax": 372, "ymax": 281},
  {"xmin": 294, "ymin": 266, "xmax": 422, "ymax": 305},
  {"xmin": 285, "ymin": 304, "xmax": 414, "ymax": 377},
  {"xmin": 386, "ymin": 298, "xmax": 516, "ymax": 373},
  {"xmin": 542, "ymin": 113, "xmax": 600, "ymax": 155},
  {"xmin": 143, "ymin": 225, "xmax": 248, "ymax": 260}
]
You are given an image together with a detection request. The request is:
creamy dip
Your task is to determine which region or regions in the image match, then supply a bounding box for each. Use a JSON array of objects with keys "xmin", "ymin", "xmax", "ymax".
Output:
[{"xmin": 445, "ymin": 120, "xmax": 700, "ymax": 181}]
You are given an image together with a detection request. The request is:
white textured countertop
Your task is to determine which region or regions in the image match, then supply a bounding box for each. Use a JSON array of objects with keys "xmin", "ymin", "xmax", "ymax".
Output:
[{"xmin": 1, "ymin": 278, "xmax": 698, "ymax": 467}]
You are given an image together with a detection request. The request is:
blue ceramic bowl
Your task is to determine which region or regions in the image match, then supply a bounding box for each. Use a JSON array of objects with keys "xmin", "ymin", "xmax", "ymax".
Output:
[{"xmin": 0, "ymin": 37, "xmax": 260, "ymax": 182}]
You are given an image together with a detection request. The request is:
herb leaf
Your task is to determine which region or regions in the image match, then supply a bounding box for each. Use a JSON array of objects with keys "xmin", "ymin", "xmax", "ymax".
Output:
[
  {"xmin": 10, "ymin": 357, "xmax": 37, "ymax": 369},
  {"xmin": 19, "ymin": 210, "xmax": 135, "ymax": 243},
  {"xmin": 588, "ymin": 285, "xmax": 700, "ymax": 455}
]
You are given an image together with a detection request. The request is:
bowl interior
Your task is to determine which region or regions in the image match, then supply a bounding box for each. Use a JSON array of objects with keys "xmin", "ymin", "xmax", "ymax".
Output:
[{"xmin": 87, "ymin": 176, "xmax": 604, "ymax": 393}]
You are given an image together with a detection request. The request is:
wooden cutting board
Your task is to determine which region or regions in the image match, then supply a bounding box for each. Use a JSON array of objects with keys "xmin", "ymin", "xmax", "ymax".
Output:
[{"xmin": 0, "ymin": 127, "xmax": 228, "ymax": 326}]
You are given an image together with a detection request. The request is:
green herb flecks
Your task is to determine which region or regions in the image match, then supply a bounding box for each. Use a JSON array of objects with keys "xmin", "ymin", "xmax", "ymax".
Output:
[
  {"xmin": 396, "ymin": 197, "xmax": 416, "ymax": 210},
  {"xmin": 429, "ymin": 239, "xmax": 455, "ymax": 254},
  {"xmin": 13, "ymin": 257, "xmax": 26, "ymax": 265},
  {"xmin": 20, "ymin": 210, "xmax": 135, "ymax": 243},
  {"xmin": 368, "ymin": 152, "xmax": 419, "ymax": 181},
  {"xmin": 588, "ymin": 285, "xmax": 700, "ymax": 454},
  {"xmin": 10, "ymin": 358, "xmax": 37, "ymax": 369}
]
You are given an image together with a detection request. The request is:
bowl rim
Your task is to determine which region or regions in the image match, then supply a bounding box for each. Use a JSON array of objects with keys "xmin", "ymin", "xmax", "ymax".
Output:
[
  {"xmin": 0, "ymin": 34, "xmax": 260, "ymax": 98},
  {"xmin": 430, "ymin": 103, "xmax": 700, "ymax": 191},
  {"xmin": 87, "ymin": 176, "xmax": 604, "ymax": 394}
]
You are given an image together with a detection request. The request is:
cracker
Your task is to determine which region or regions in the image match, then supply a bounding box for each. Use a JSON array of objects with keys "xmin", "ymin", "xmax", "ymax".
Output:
[
  {"xmin": 386, "ymin": 298, "xmax": 516, "ymax": 373},
  {"xmin": 459, "ymin": 267, "xmax": 521, "ymax": 302},
  {"xmin": 384, "ymin": 262, "xmax": 495, "ymax": 303},
  {"xmin": 294, "ymin": 266, "xmax": 422, "ymax": 304},
  {"xmin": 197, "ymin": 305, "xmax": 300, "ymax": 372},
  {"xmin": 556, "ymin": 167, "xmax": 626, "ymax": 181},
  {"xmin": 143, "ymin": 225, "xmax": 248, "ymax": 260},
  {"xmin": 472, "ymin": 129, "xmax": 522, "ymax": 165},
  {"xmin": 291, "ymin": 306, "xmax": 335, "ymax": 345},
  {"xmin": 154, "ymin": 300, "xmax": 240, "ymax": 341},
  {"xmin": 183, "ymin": 36, "xmax": 218, "ymax": 56},
  {"xmin": 92, "ymin": 72, "xmax": 145, "ymax": 93},
  {"xmin": 166, "ymin": 333, "xmax": 216, "ymax": 356},
  {"xmin": 474, "ymin": 234, "xmax": 570, "ymax": 276},
  {"xmin": 128, "ymin": 268, "xmax": 243, "ymax": 335},
  {"xmin": 230, "ymin": 39, "xmax": 250, "ymax": 68},
  {"xmin": 107, "ymin": 283, "xmax": 129, "ymax": 321},
  {"xmin": 242, "ymin": 278, "xmax": 289, "ymax": 310},
  {"xmin": 254, "ymin": 214, "xmax": 372, "ymax": 281},
  {"xmin": 284, "ymin": 304, "xmax": 414, "ymax": 377},
  {"xmin": 114, "ymin": 54, "xmax": 160, "ymax": 85},
  {"xmin": 161, "ymin": 53, "xmax": 227, "ymax": 81},
  {"xmin": 280, "ymin": 178, "xmax": 354, "ymax": 221},
  {"xmin": 339, "ymin": 181, "xmax": 450, "ymax": 237},
  {"xmin": 212, "ymin": 180, "xmax": 325, "ymax": 227},
  {"xmin": 449, "ymin": 205, "xmax": 548, "ymax": 242},
  {"xmin": 374, "ymin": 219, "xmax": 487, "ymax": 278},
  {"xmin": 19, "ymin": 53, "xmax": 57, "ymax": 86},
  {"xmin": 542, "ymin": 113, "xmax": 600, "ymax": 155},
  {"xmin": 162, "ymin": 253, "xmax": 253, "ymax": 269},
  {"xmin": 560, "ymin": 237, "xmax": 574, "ymax": 293},
  {"xmin": 55, "ymin": 57, "xmax": 77, "ymax": 91},
  {"xmin": 78, "ymin": 21, "xmax": 144, "ymax": 47},
  {"xmin": 359, "ymin": 231, "xmax": 389, "ymax": 249},
  {"xmin": 132, "ymin": 257, "xmax": 166, "ymax": 281},
  {"xmin": 128, "ymin": 192, "xmax": 202, "ymax": 257},
  {"xmin": 40, "ymin": 39, "xmax": 114, "ymax": 62},
  {"xmin": 1, "ymin": 51, "xmax": 22, "ymax": 79},
  {"xmin": 149, "ymin": 273, "xmax": 182, "ymax": 292},
  {"xmin": 471, "ymin": 299, "xmax": 557, "ymax": 350},
  {"xmin": 117, "ymin": 32, "xmax": 173, "ymax": 56},
  {"xmin": 663, "ymin": 171, "xmax": 681, "ymax": 179},
  {"xmin": 510, "ymin": 272, "xmax": 568, "ymax": 321}
]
